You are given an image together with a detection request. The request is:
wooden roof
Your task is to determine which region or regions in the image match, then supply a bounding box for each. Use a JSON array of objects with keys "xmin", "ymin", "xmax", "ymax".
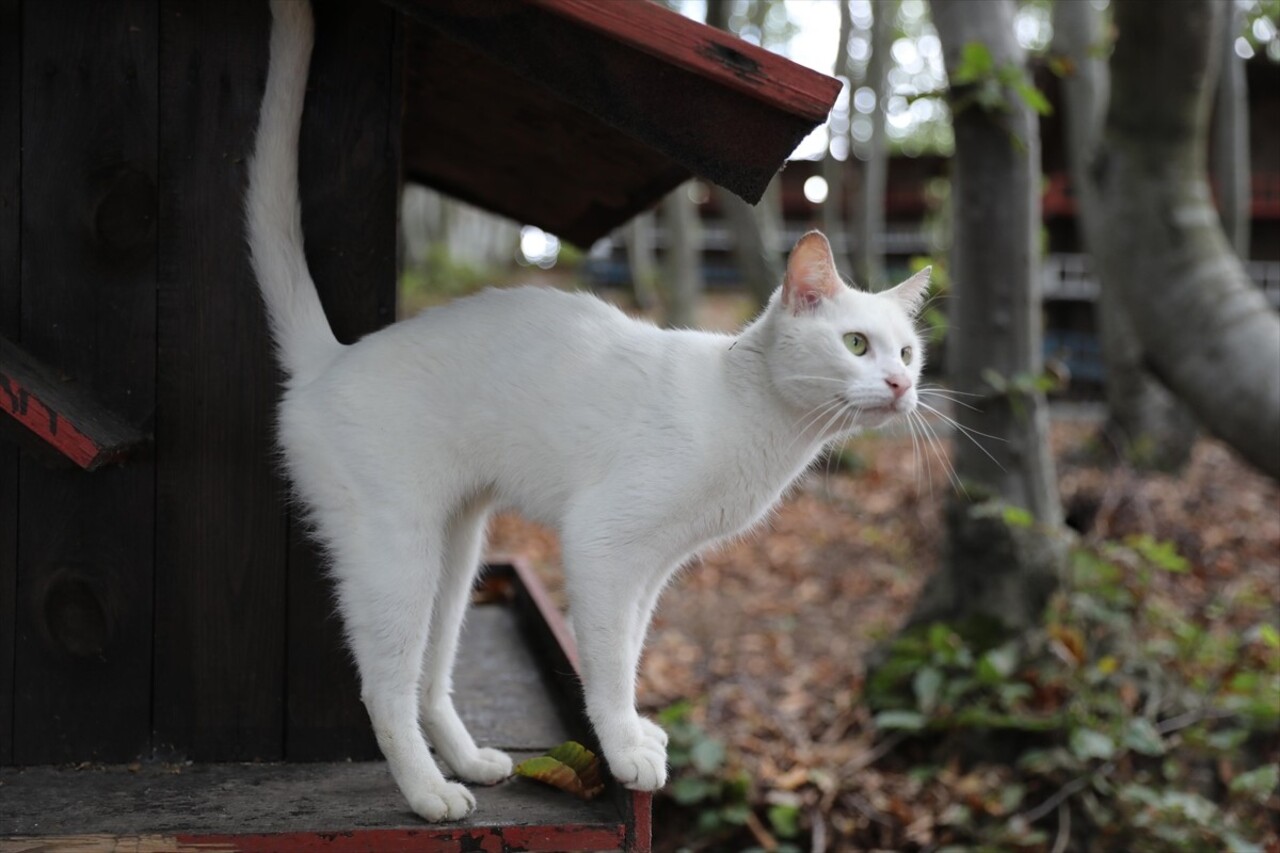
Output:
[{"xmin": 388, "ymin": 0, "xmax": 842, "ymax": 246}]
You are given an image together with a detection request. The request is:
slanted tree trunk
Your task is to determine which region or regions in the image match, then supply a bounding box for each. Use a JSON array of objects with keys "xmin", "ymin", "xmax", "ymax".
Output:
[
  {"xmin": 1213, "ymin": 0, "xmax": 1250, "ymax": 259},
  {"xmin": 906, "ymin": 0, "xmax": 1065, "ymax": 635},
  {"xmin": 1053, "ymin": 0, "xmax": 1198, "ymax": 470},
  {"xmin": 855, "ymin": 0, "xmax": 892, "ymax": 291},
  {"xmin": 822, "ymin": 0, "xmax": 855, "ymax": 278},
  {"xmin": 707, "ymin": 0, "xmax": 784, "ymax": 308},
  {"xmin": 662, "ymin": 183, "xmax": 702, "ymax": 328},
  {"xmin": 1093, "ymin": 0, "xmax": 1280, "ymax": 480}
]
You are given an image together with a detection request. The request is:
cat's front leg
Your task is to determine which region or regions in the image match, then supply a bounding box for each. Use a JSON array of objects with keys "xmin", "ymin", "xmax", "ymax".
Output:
[{"xmin": 565, "ymin": 557, "xmax": 669, "ymax": 791}]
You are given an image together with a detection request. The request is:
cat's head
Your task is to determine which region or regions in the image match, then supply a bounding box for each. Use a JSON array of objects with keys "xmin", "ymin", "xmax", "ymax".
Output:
[{"xmin": 765, "ymin": 231, "xmax": 930, "ymax": 433}]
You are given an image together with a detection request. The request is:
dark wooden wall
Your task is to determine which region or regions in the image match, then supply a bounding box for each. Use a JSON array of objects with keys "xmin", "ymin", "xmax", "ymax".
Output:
[{"xmin": 0, "ymin": 0, "xmax": 398, "ymax": 765}]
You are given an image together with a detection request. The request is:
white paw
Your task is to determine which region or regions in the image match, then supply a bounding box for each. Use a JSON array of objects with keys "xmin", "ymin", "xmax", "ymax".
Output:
[
  {"xmin": 607, "ymin": 743, "xmax": 668, "ymax": 791},
  {"xmin": 445, "ymin": 747, "xmax": 513, "ymax": 785},
  {"xmin": 406, "ymin": 780, "xmax": 476, "ymax": 822},
  {"xmin": 638, "ymin": 716, "xmax": 668, "ymax": 748}
]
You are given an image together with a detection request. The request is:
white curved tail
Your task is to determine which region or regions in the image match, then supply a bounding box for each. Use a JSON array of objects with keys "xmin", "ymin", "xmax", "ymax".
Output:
[{"xmin": 246, "ymin": 0, "xmax": 340, "ymax": 386}]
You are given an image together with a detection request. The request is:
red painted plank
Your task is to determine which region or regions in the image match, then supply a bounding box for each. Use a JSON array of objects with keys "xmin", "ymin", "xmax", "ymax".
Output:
[
  {"xmin": 176, "ymin": 824, "xmax": 626, "ymax": 852},
  {"xmin": 0, "ymin": 336, "xmax": 144, "ymax": 471},
  {"xmin": 524, "ymin": 0, "xmax": 842, "ymax": 122}
]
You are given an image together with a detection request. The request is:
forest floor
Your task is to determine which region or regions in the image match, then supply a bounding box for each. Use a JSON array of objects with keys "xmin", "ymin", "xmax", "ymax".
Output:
[{"xmin": 487, "ymin": 412, "xmax": 1280, "ymax": 851}]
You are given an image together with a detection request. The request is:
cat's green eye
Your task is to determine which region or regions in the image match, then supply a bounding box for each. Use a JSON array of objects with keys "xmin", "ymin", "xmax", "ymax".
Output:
[
  {"xmin": 901, "ymin": 346, "xmax": 913, "ymax": 365},
  {"xmin": 844, "ymin": 333, "xmax": 868, "ymax": 356}
]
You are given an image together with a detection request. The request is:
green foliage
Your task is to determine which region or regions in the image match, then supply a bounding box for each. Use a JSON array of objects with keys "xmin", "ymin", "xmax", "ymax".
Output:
[
  {"xmin": 867, "ymin": 533, "xmax": 1279, "ymax": 849},
  {"xmin": 658, "ymin": 702, "xmax": 758, "ymax": 843},
  {"xmin": 950, "ymin": 41, "xmax": 1053, "ymax": 118},
  {"xmin": 400, "ymin": 244, "xmax": 495, "ymax": 307}
]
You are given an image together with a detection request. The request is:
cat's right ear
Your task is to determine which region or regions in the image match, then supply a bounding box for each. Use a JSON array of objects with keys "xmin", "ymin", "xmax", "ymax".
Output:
[{"xmin": 782, "ymin": 231, "xmax": 841, "ymax": 314}]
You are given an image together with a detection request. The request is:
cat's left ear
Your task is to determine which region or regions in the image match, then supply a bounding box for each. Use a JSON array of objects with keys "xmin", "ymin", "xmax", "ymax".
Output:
[
  {"xmin": 782, "ymin": 231, "xmax": 842, "ymax": 314},
  {"xmin": 883, "ymin": 266, "xmax": 932, "ymax": 316}
]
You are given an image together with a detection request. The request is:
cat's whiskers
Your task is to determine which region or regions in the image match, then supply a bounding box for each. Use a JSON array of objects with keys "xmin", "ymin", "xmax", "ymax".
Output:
[
  {"xmin": 918, "ymin": 387, "xmax": 981, "ymax": 412},
  {"xmin": 914, "ymin": 408, "xmax": 966, "ymax": 495},
  {"xmin": 905, "ymin": 408, "xmax": 927, "ymax": 497},
  {"xmin": 915, "ymin": 401, "xmax": 1006, "ymax": 473},
  {"xmin": 786, "ymin": 396, "xmax": 847, "ymax": 455}
]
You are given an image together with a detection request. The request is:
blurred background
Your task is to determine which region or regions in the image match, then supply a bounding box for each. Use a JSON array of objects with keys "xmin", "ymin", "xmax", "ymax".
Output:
[{"xmin": 402, "ymin": 1, "xmax": 1280, "ymax": 850}]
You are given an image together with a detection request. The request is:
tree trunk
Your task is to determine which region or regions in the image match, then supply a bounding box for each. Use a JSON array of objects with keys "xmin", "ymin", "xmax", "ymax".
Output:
[
  {"xmin": 1094, "ymin": 0, "xmax": 1280, "ymax": 480},
  {"xmin": 623, "ymin": 212, "xmax": 659, "ymax": 313},
  {"xmin": 1212, "ymin": 0, "xmax": 1250, "ymax": 259},
  {"xmin": 1052, "ymin": 0, "xmax": 1198, "ymax": 470},
  {"xmin": 905, "ymin": 0, "xmax": 1065, "ymax": 635},
  {"xmin": 855, "ymin": 0, "xmax": 892, "ymax": 291},
  {"xmin": 708, "ymin": 0, "xmax": 784, "ymax": 308},
  {"xmin": 822, "ymin": 0, "xmax": 855, "ymax": 279},
  {"xmin": 662, "ymin": 183, "xmax": 702, "ymax": 328}
]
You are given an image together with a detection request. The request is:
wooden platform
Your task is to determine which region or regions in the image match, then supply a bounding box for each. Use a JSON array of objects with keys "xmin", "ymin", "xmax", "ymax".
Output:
[{"xmin": 0, "ymin": 565, "xmax": 650, "ymax": 852}]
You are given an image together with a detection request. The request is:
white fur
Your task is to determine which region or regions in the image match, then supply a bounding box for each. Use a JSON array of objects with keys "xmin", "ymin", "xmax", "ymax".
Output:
[{"xmin": 247, "ymin": 0, "xmax": 929, "ymax": 823}]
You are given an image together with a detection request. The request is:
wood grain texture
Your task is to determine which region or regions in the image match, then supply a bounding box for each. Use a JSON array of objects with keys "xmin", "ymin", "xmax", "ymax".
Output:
[
  {"xmin": 0, "ymin": 0, "xmax": 18, "ymax": 767},
  {"xmin": 13, "ymin": 0, "xmax": 157, "ymax": 764},
  {"xmin": 283, "ymin": 0, "xmax": 399, "ymax": 762},
  {"xmin": 392, "ymin": 0, "xmax": 840, "ymax": 244},
  {"xmin": 153, "ymin": 0, "xmax": 286, "ymax": 761}
]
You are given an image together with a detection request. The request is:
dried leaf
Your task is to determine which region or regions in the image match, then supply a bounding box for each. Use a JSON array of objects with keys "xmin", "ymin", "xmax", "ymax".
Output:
[{"xmin": 514, "ymin": 740, "xmax": 605, "ymax": 800}]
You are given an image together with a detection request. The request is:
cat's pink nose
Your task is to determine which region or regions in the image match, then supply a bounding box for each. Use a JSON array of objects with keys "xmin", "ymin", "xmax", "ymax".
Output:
[{"xmin": 885, "ymin": 374, "xmax": 912, "ymax": 399}]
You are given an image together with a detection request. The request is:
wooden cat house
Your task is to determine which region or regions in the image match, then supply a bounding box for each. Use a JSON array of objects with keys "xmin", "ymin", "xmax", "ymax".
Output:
[{"xmin": 0, "ymin": 0, "xmax": 838, "ymax": 848}]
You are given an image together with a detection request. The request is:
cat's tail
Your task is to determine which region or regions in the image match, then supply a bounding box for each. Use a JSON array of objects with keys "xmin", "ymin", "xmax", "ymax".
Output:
[{"xmin": 246, "ymin": 0, "xmax": 339, "ymax": 387}]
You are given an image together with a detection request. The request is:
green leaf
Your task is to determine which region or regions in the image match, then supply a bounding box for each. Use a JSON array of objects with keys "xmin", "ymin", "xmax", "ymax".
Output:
[
  {"xmin": 953, "ymin": 41, "xmax": 994, "ymax": 85},
  {"xmin": 768, "ymin": 803, "xmax": 801, "ymax": 838},
  {"xmin": 1230, "ymin": 765, "xmax": 1279, "ymax": 803},
  {"xmin": 1122, "ymin": 718, "xmax": 1166, "ymax": 757},
  {"xmin": 1070, "ymin": 727, "xmax": 1115, "ymax": 761},
  {"xmin": 669, "ymin": 775, "xmax": 715, "ymax": 805},
  {"xmin": 720, "ymin": 801, "xmax": 752, "ymax": 826},
  {"xmin": 874, "ymin": 709, "xmax": 928, "ymax": 731},
  {"xmin": 1001, "ymin": 506, "xmax": 1034, "ymax": 528},
  {"xmin": 1258, "ymin": 622, "xmax": 1280, "ymax": 649},
  {"xmin": 913, "ymin": 666, "xmax": 945, "ymax": 714},
  {"xmin": 690, "ymin": 737, "xmax": 726, "ymax": 774},
  {"xmin": 1013, "ymin": 78, "xmax": 1053, "ymax": 115},
  {"xmin": 978, "ymin": 643, "xmax": 1020, "ymax": 682}
]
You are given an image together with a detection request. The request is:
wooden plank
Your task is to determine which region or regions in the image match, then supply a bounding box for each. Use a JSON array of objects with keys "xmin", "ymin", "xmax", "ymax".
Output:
[
  {"xmin": 153, "ymin": 0, "xmax": 287, "ymax": 761},
  {"xmin": 0, "ymin": 0, "xmax": 19, "ymax": 766},
  {"xmin": 13, "ymin": 0, "xmax": 157, "ymax": 764},
  {"xmin": 0, "ymin": 335, "xmax": 146, "ymax": 470},
  {"xmin": 392, "ymin": 0, "xmax": 841, "ymax": 244},
  {"xmin": 284, "ymin": 0, "xmax": 399, "ymax": 762}
]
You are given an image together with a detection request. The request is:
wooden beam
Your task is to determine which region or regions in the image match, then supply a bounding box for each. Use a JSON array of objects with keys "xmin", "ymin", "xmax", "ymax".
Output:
[{"xmin": 0, "ymin": 335, "xmax": 145, "ymax": 472}]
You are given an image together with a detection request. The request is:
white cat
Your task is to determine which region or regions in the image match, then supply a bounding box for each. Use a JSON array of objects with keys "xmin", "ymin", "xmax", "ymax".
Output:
[{"xmin": 247, "ymin": 0, "xmax": 929, "ymax": 823}]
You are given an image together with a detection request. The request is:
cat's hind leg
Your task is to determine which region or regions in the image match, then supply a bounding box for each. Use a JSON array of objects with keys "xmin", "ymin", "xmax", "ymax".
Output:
[
  {"xmin": 334, "ymin": 515, "xmax": 475, "ymax": 822},
  {"xmin": 419, "ymin": 499, "xmax": 513, "ymax": 785}
]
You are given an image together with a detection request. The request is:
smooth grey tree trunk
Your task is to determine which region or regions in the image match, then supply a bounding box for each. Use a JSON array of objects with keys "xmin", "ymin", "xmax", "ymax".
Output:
[
  {"xmin": 1212, "ymin": 0, "xmax": 1250, "ymax": 259},
  {"xmin": 662, "ymin": 184, "xmax": 702, "ymax": 328},
  {"xmin": 855, "ymin": 0, "xmax": 892, "ymax": 291},
  {"xmin": 707, "ymin": 0, "xmax": 784, "ymax": 308},
  {"xmin": 822, "ymin": 0, "xmax": 855, "ymax": 279},
  {"xmin": 1093, "ymin": 0, "xmax": 1280, "ymax": 480},
  {"xmin": 904, "ymin": 0, "xmax": 1065, "ymax": 634},
  {"xmin": 623, "ymin": 212, "xmax": 659, "ymax": 313},
  {"xmin": 1052, "ymin": 0, "xmax": 1198, "ymax": 470}
]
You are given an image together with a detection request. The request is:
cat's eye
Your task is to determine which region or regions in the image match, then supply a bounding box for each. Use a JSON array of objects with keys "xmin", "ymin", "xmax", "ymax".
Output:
[
  {"xmin": 901, "ymin": 346, "xmax": 913, "ymax": 365},
  {"xmin": 844, "ymin": 333, "xmax": 868, "ymax": 356}
]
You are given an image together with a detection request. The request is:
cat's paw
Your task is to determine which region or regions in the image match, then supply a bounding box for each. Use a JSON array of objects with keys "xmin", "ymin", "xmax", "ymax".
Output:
[
  {"xmin": 445, "ymin": 747, "xmax": 513, "ymax": 785},
  {"xmin": 406, "ymin": 780, "xmax": 476, "ymax": 822},
  {"xmin": 607, "ymin": 743, "xmax": 668, "ymax": 791},
  {"xmin": 638, "ymin": 716, "xmax": 668, "ymax": 748}
]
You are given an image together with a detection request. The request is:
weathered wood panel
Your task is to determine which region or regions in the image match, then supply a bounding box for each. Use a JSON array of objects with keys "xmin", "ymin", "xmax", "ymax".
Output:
[
  {"xmin": 0, "ymin": 0, "xmax": 20, "ymax": 767},
  {"xmin": 153, "ymin": 0, "xmax": 286, "ymax": 761},
  {"xmin": 285, "ymin": 0, "xmax": 400, "ymax": 762},
  {"xmin": 13, "ymin": 0, "xmax": 158, "ymax": 764}
]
